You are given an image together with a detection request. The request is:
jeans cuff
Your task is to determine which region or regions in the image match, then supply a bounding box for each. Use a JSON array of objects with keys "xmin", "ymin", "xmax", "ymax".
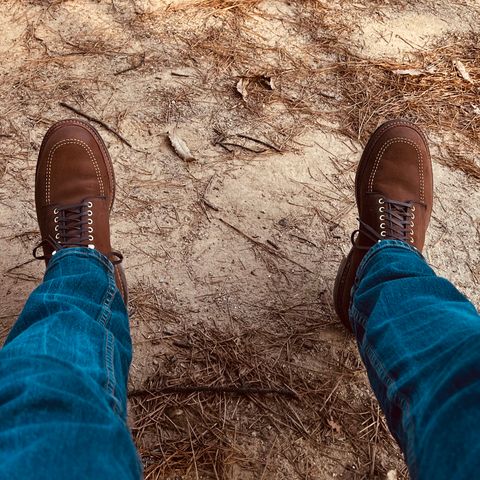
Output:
[
  {"xmin": 356, "ymin": 240, "xmax": 425, "ymax": 282},
  {"xmin": 46, "ymin": 247, "xmax": 114, "ymax": 276}
]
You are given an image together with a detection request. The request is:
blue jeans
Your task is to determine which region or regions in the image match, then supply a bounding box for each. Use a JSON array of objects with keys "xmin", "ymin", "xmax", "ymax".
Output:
[
  {"xmin": 351, "ymin": 240, "xmax": 480, "ymax": 479},
  {"xmin": 0, "ymin": 248, "xmax": 141, "ymax": 479},
  {"xmin": 1, "ymin": 244, "xmax": 479, "ymax": 479}
]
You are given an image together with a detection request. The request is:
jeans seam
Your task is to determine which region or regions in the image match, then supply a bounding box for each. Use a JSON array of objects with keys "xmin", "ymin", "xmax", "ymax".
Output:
[
  {"xmin": 104, "ymin": 330, "xmax": 122, "ymax": 417},
  {"xmin": 349, "ymin": 241, "xmax": 426, "ymax": 329},
  {"xmin": 364, "ymin": 342, "xmax": 418, "ymax": 473},
  {"xmin": 105, "ymin": 331, "xmax": 114, "ymax": 394},
  {"xmin": 95, "ymin": 259, "xmax": 121, "ymax": 416},
  {"xmin": 350, "ymin": 303, "xmax": 366, "ymax": 329},
  {"xmin": 97, "ymin": 263, "xmax": 116, "ymax": 328},
  {"xmin": 353, "ymin": 300, "xmax": 419, "ymax": 475},
  {"xmin": 57, "ymin": 249, "xmax": 121, "ymax": 412}
]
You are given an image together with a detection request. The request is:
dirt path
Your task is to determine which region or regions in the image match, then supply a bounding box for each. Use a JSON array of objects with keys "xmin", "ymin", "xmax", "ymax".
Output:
[{"xmin": 1, "ymin": 1, "xmax": 479, "ymax": 478}]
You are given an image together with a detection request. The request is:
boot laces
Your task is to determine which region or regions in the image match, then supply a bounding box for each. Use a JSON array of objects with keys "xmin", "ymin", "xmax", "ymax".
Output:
[
  {"xmin": 34, "ymin": 200, "xmax": 95, "ymax": 259},
  {"xmin": 352, "ymin": 197, "xmax": 416, "ymax": 249},
  {"xmin": 33, "ymin": 199, "xmax": 123, "ymax": 265},
  {"xmin": 53, "ymin": 200, "xmax": 94, "ymax": 249}
]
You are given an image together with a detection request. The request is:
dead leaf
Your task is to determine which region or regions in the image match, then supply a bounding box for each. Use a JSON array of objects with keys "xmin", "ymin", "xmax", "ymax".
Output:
[
  {"xmin": 392, "ymin": 69, "xmax": 424, "ymax": 76},
  {"xmin": 260, "ymin": 75, "xmax": 275, "ymax": 90},
  {"xmin": 386, "ymin": 470, "xmax": 398, "ymax": 480},
  {"xmin": 327, "ymin": 418, "xmax": 342, "ymax": 433},
  {"xmin": 236, "ymin": 78, "xmax": 250, "ymax": 101},
  {"xmin": 454, "ymin": 60, "xmax": 474, "ymax": 84},
  {"xmin": 165, "ymin": 407, "xmax": 184, "ymax": 418},
  {"xmin": 168, "ymin": 130, "xmax": 196, "ymax": 162}
]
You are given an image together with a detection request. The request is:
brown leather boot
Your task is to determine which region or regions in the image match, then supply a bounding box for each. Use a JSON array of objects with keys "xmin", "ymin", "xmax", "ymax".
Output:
[
  {"xmin": 34, "ymin": 119, "xmax": 128, "ymax": 304},
  {"xmin": 334, "ymin": 119, "xmax": 433, "ymax": 330}
]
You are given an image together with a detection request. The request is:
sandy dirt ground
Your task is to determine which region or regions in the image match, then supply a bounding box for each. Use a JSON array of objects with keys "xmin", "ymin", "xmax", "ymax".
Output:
[{"xmin": 1, "ymin": 1, "xmax": 479, "ymax": 479}]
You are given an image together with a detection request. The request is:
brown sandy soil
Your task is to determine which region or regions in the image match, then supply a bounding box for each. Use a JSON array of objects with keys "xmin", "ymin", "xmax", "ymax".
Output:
[{"xmin": 1, "ymin": 1, "xmax": 480, "ymax": 479}]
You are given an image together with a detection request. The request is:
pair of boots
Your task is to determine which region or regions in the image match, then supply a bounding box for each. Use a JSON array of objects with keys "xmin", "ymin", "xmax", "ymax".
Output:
[{"xmin": 33, "ymin": 119, "xmax": 433, "ymax": 329}]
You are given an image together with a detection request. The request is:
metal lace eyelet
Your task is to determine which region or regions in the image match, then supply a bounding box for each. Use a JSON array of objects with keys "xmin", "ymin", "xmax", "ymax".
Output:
[
  {"xmin": 380, "ymin": 231, "xmax": 386, "ymax": 237},
  {"xmin": 89, "ymin": 235, "xmax": 94, "ymax": 241},
  {"xmin": 88, "ymin": 210, "xmax": 93, "ymax": 217},
  {"xmin": 410, "ymin": 229, "xmax": 414, "ymax": 235},
  {"xmin": 54, "ymin": 217, "xmax": 58, "ymax": 223},
  {"xmin": 379, "ymin": 215, "xmax": 385, "ymax": 221},
  {"xmin": 411, "ymin": 222, "xmax": 415, "ymax": 227},
  {"xmin": 87, "ymin": 202, "xmax": 93, "ymax": 208},
  {"xmin": 412, "ymin": 206, "xmax": 416, "ymax": 212},
  {"xmin": 378, "ymin": 198, "xmax": 385, "ymax": 204},
  {"xmin": 88, "ymin": 227, "xmax": 93, "ymax": 233},
  {"xmin": 55, "ymin": 233, "xmax": 60, "ymax": 239},
  {"xmin": 88, "ymin": 218, "xmax": 93, "ymax": 225},
  {"xmin": 53, "ymin": 208, "xmax": 59, "ymax": 214},
  {"xmin": 379, "ymin": 207, "xmax": 385, "ymax": 213},
  {"xmin": 411, "ymin": 213, "xmax": 415, "ymax": 220},
  {"xmin": 410, "ymin": 238, "xmax": 415, "ymax": 243},
  {"xmin": 380, "ymin": 223, "xmax": 385, "ymax": 229},
  {"xmin": 55, "ymin": 225, "xmax": 59, "ymax": 231}
]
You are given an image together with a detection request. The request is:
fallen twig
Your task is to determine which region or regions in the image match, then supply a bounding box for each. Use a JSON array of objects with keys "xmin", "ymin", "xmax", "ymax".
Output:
[
  {"xmin": 114, "ymin": 53, "xmax": 145, "ymax": 76},
  {"xmin": 129, "ymin": 385, "xmax": 298, "ymax": 399},
  {"xmin": 59, "ymin": 102, "xmax": 132, "ymax": 148},
  {"xmin": 266, "ymin": 239, "xmax": 280, "ymax": 250},
  {"xmin": 217, "ymin": 141, "xmax": 266, "ymax": 153},
  {"xmin": 202, "ymin": 198, "xmax": 219, "ymax": 211},
  {"xmin": 219, "ymin": 218, "xmax": 313, "ymax": 273},
  {"xmin": 236, "ymin": 133, "xmax": 282, "ymax": 152},
  {"xmin": 289, "ymin": 233, "xmax": 318, "ymax": 248},
  {"xmin": 201, "ymin": 175, "xmax": 219, "ymax": 211}
]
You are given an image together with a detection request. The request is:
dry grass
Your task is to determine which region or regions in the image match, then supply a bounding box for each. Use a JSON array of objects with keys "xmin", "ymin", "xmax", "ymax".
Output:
[
  {"xmin": 171, "ymin": 0, "xmax": 263, "ymax": 10},
  {"xmin": 128, "ymin": 0, "xmax": 338, "ymax": 150},
  {"xmin": 334, "ymin": 33, "xmax": 480, "ymax": 143},
  {"xmin": 137, "ymin": 3, "xmax": 480, "ymax": 170},
  {"xmin": 129, "ymin": 285, "xmax": 405, "ymax": 479},
  {"xmin": 440, "ymin": 147, "xmax": 480, "ymax": 181}
]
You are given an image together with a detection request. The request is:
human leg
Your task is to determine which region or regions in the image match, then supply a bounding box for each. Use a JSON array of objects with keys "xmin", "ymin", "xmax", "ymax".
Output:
[
  {"xmin": 0, "ymin": 119, "xmax": 141, "ymax": 479},
  {"xmin": 351, "ymin": 240, "xmax": 480, "ymax": 479},
  {"xmin": 0, "ymin": 248, "xmax": 141, "ymax": 479},
  {"xmin": 333, "ymin": 120, "xmax": 480, "ymax": 478}
]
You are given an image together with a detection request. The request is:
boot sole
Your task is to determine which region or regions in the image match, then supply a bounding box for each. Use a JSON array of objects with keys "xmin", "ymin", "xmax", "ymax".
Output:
[
  {"xmin": 333, "ymin": 250, "xmax": 354, "ymax": 330},
  {"xmin": 115, "ymin": 263, "xmax": 129, "ymax": 305}
]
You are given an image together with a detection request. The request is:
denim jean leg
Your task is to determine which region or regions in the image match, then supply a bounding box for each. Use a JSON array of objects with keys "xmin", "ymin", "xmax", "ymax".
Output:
[
  {"xmin": 0, "ymin": 248, "xmax": 141, "ymax": 479},
  {"xmin": 350, "ymin": 240, "xmax": 480, "ymax": 479}
]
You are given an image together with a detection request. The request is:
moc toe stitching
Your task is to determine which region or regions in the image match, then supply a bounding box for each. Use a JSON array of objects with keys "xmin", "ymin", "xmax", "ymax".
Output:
[
  {"xmin": 38, "ymin": 119, "xmax": 115, "ymax": 210},
  {"xmin": 368, "ymin": 137, "xmax": 425, "ymax": 203},
  {"xmin": 46, "ymin": 138, "xmax": 105, "ymax": 205}
]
